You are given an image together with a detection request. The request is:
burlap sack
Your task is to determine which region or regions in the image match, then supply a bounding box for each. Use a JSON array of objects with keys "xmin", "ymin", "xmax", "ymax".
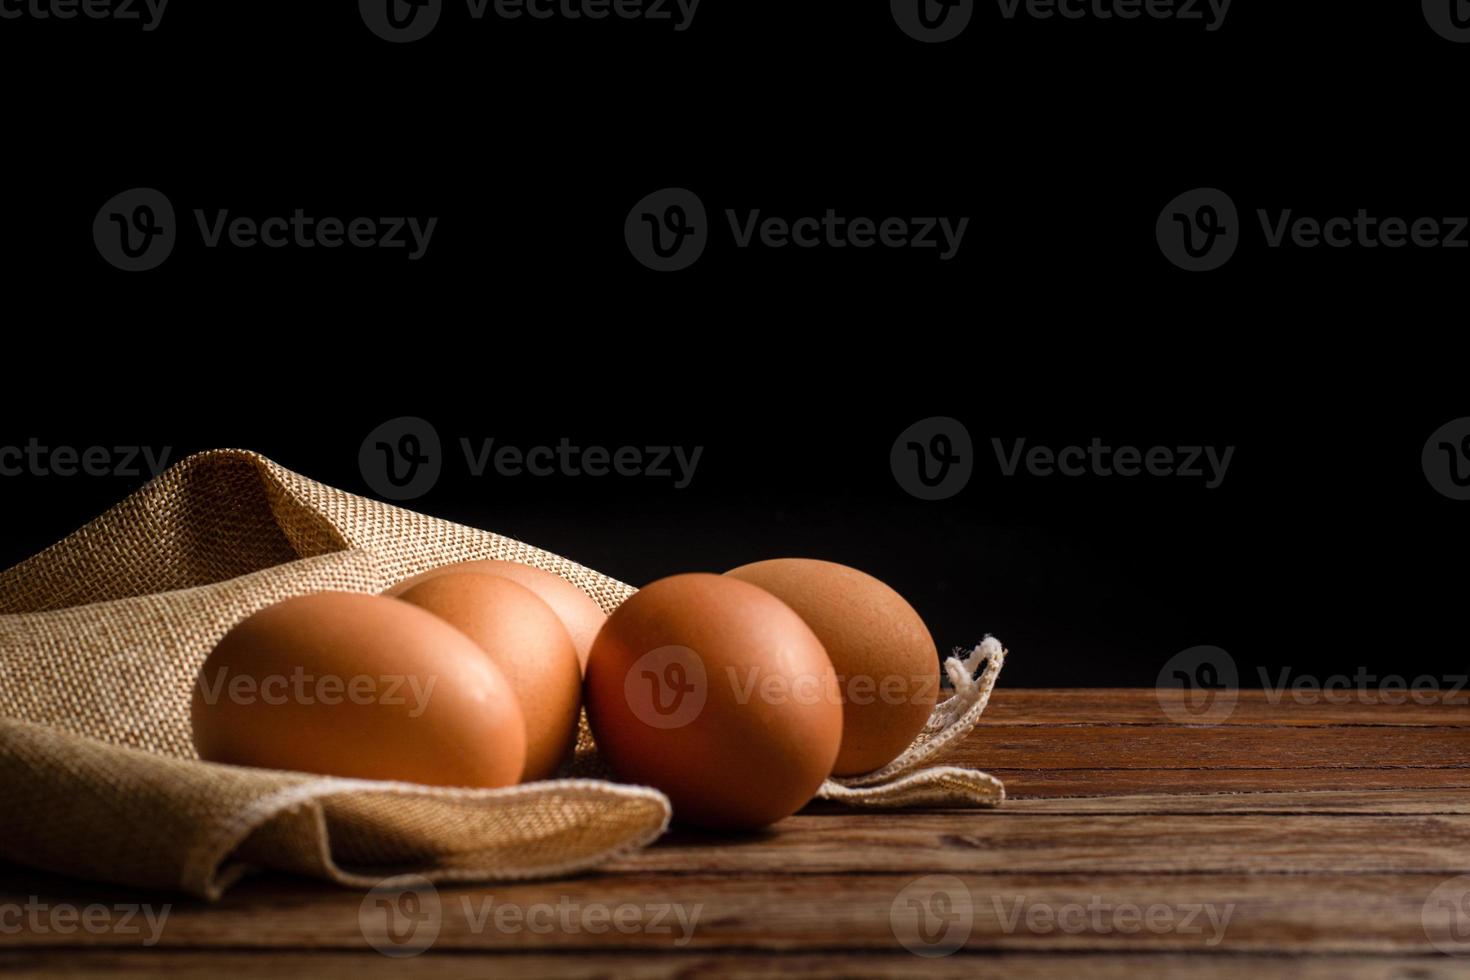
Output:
[{"xmin": 0, "ymin": 450, "xmax": 1003, "ymax": 899}]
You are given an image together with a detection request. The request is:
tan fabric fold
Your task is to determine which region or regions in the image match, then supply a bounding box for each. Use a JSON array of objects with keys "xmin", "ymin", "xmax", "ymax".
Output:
[{"xmin": 0, "ymin": 448, "xmax": 1002, "ymax": 900}]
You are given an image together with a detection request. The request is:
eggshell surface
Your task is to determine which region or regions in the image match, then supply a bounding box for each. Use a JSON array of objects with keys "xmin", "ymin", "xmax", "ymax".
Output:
[
  {"xmin": 398, "ymin": 573, "xmax": 582, "ymax": 781},
  {"xmin": 191, "ymin": 591, "xmax": 526, "ymax": 788},
  {"xmin": 387, "ymin": 559, "xmax": 607, "ymax": 671},
  {"xmin": 584, "ymin": 573, "xmax": 842, "ymax": 830},
  {"xmin": 725, "ymin": 559, "xmax": 939, "ymax": 776}
]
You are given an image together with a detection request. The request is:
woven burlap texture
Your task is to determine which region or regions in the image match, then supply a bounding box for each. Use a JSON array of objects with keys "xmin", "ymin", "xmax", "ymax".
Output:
[{"xmin": 0, "ymin": 449, "xmax": 1003, "ymax": 900}]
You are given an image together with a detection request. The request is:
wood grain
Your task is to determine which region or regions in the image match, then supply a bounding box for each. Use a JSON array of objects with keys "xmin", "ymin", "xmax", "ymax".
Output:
[
  {"xmin": 982, "ymin": 688, "xmax": 1470, "ymax": 727},
  {"xmin": 601, "ymin": 813, "xmax": 1470, "ymax": 875},
  {"xmin": 991, "ymin": 766, "xmax": 1470, "ymax": 798},
  {"xmin": 947, "ymin": 725, "xmax": 1470, "ymax": 770},
  {"xmin": 995, "ymin": 789, "xmax": 1470, "ymax": 814},
  {"xmin": 9, "ymin": 687, "xmax": 1464, "ymax": 975},
  {"xmin": 1, "ymin": 872, "xmax": 1460, "ymax": 953},
  {"xmin": 0, "ymin": 951, "xmax": 1461, "ymax": 980}
]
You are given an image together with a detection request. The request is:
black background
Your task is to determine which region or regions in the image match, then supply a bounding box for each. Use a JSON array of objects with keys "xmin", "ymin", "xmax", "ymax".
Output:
[{"xmin": 0, "ymin": 1, "xmax": 1465, "ymax": 688}]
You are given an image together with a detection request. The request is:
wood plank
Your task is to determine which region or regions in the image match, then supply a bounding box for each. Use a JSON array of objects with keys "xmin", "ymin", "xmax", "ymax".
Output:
[
  {"xmin": 991, "ymin": 789, "xmax": 1470, "ymax": 814},
  {"xmin": 7, "ymin": 802, "xmax": 1469, "ymax": 899},
  {"xmin": 981, "ymin": 689, "xmax": 1470, "ymax": 727},
  {"xmin": 992, "ymin": 766, "xmax": 1470, "ymax": 798},
  {"xmin": 1, "ymin": 873, "xmax": 1460, "ymax": 953},
  {"xmin": 945, "ymin": 725, "xmax": 1470, "ymax": 770},
  {"xmin": 595, "ymin": 812, "xmax": 1470, "ymax": 875},
  {"xmin": 0, "ymin": 950, "xmax": 1461, "ymax": 979}
]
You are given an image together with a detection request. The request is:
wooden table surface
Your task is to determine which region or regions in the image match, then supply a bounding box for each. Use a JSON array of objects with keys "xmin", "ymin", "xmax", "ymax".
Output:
[{"xmin": 4, "ymin": 688, "xmax": 1470, "ymax": 977}]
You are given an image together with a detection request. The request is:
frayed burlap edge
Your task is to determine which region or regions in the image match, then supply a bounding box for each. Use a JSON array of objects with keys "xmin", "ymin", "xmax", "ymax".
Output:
[{"xmin": 0, "ymin": 449, "xmax": 1003, "ymax": 899}]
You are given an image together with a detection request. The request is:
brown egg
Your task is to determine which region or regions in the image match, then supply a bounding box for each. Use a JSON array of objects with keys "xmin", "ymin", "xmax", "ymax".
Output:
[
  {"xmin": 191, "ymin": 591, "xmax": 526, "ymax": 788},
  {"xmin": 584, "ymin": 573, "xmax": 842, "ymax": 830},
  {"xmin": 386, "ymin": 559, "xmax": 607, "ymax": 672},
  {"xmin": 397, "ymin": 573, "xmax": 582, "ymax": 781},
  {"xmin": 725, "ymin": 559, "xmax": 939, "ymax": 776}
]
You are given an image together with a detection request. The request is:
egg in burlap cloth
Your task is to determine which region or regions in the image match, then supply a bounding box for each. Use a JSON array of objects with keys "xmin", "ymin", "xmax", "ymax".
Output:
[{"xmin": 0, "ymin": 450, "xmax": 1005, "ymax": 899}]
